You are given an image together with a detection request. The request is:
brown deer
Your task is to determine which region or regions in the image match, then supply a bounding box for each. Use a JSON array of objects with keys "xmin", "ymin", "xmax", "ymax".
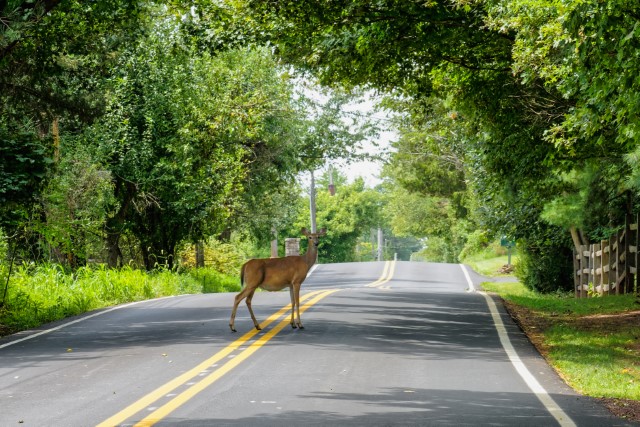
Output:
[{"xmin": 229, "ymin": 227, "xmax": 326, "ymax": 332}]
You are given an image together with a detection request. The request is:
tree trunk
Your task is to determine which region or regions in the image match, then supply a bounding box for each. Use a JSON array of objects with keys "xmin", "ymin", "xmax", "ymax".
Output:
[
  {"xmin": 141, "ymin": 244, "xmax": 152, "ymax": 271},
  {"xmin": 106, "ymin": 232, "xmax": 122, "ymax": 268},
  {"xmin": 218, "ymin": 228, "xmax": 231, "ymax": 242},
  {"xmin": 196, "ymin": 241, "xmax": 205, "ymax": 268},
  {"xmin": 569, "ymin": 226, "xmax": 587, "ymax": 251}
]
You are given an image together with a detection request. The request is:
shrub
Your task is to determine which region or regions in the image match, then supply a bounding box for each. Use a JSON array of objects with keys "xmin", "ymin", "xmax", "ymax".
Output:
[
  {"xmin": 179, "ymin": 237, "xmax": 246, "ymax": 275},
  {"xmin": 458, "ymin": 229, "xmax": 491, "ymax": 261},
  {"xmin": 518, "ymin": 240, "xmax": 574, "ymax": 293}
]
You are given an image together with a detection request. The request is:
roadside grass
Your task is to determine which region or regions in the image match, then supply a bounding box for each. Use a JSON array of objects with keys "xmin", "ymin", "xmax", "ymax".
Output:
[
  {"xmin": 464, "ymin": 255, "xmax": 517, "ymax": 277},
  {"xmin": 482, "ymin": 281, "xmax": 640, "ymax": 400},
  {"xmin": 0, "ymin": 264, "xmax": 239, "ymax": 336}
]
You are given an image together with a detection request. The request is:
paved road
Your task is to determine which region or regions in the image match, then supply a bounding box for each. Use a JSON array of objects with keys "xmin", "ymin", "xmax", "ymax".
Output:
[{"xmin": 0, "ymin": 261, "xmax": 635, "ymax": 426}]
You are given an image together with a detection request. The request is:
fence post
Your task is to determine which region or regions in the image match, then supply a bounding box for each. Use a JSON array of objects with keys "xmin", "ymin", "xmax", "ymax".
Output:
[
  {"xmin": 600, "ymin": 240, "xmax": 609, "ymax": 295},
  {"xmin": 629, "ymin": 213, "xmax": 640, "ymax": 292},
  {"xmin": 580, "ymin": 244, "xmax": 589, "ymax": 298},
  {"xmin": 591, "ymin": 242, "xmax": 602, "ymax": 293},
  {"xmin": 615, "ymin": 229, "xmax": 622, "ymax": 295},
  {"xmin": 573, "ymin": 247, "xmax": 580, "ymax": 298},
  {"xmin": 587, "ymin": 243, "xmax": 596, "ymax": 296},
  {"xmin": 608, "ymin": 238, "xmax": 614, "ymax": 295}
]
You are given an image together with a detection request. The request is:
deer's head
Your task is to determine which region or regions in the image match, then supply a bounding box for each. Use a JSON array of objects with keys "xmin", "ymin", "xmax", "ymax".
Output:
[{"xmin": 301, "ymin": 227, "xmax": 327, "ymax": 248}]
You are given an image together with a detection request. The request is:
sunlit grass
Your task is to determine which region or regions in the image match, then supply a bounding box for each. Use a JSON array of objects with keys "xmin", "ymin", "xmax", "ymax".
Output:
[
  {"xmin": 0, "ymin": 264, "xmax": 239, "ymax": 335},
  {"xmin": 481, "ymin": 281, "xmax": 636, "ymax": 315},
  {"xmin": 546, "ymin": 325, "xmax": 640, "ymax": 400},
  {"xmin": 483, "ymin": 280, "xmax": 640, "ymax": 400},
  {"xmin": 465, "ymin": 255, "xmax": 517, "ymax": 277}
]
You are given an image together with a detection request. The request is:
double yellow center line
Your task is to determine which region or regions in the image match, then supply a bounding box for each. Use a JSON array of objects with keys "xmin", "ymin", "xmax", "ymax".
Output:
[
  {"xmin": 97, "ymin": 289, "xmax": 338, "ymax": 427},
  {"xmin": 365, "ymin": 260, "xmax": 396, "ymax": 289},
  {"xmin": 99, "ymin": 261, "xmax": 395, "ymax": 426}
]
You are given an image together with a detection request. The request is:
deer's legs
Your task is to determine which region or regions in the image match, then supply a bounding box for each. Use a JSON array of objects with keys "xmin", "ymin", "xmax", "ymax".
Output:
[
  {"xmin": 245, "ymin": 289, "xmax": 261, "ymax": 330},
  {"xmin": 289, "ymin": 286, "xmax": 297, "ymax": 328},
  {"xmin": 293, "ymin": 284, "xmax": 303, "ymax": 329},
  {"xmin": 230, "ymin": 287, "xmax": 254, "ymax": 332}
]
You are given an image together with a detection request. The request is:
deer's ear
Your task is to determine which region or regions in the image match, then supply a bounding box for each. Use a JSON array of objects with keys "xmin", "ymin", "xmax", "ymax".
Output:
[
  {"xmin": 300, "ymin": 227, "xmax": 309, "ymax": 236},
  {"xmin": 318, "ymin": 228, "xmax": 327, "ymax": 236}
]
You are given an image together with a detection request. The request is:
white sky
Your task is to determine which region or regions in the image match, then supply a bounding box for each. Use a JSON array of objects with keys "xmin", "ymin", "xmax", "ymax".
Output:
[{"xmin": 294, "ymin": 78, "xmax": 399, "ymax": 188}]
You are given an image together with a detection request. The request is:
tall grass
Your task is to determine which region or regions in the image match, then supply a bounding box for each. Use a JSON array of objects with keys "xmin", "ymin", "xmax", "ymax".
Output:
[{"xmin": 0, "ymin": 263, "xmax": 239, "ymax": 335}]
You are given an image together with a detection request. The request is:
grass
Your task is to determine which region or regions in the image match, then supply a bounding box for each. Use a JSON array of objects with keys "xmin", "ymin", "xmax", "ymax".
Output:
[
  {"xmin": 482, "ymin": 280, "xmax": 640, "ymax": 400},
  {"xmin": 464, "ymin": 254, "xmax": 517, "ymax": 277},
  {"xmin": 481, "ymin": 281, "xmax": 636, "ymax": 315},
  {"xmin": 546, "ymin": 325, "xmax": 640, "ymax": 399},
  {"xmin": 0, "ymin": 263, "xmax": 240, "ymax": 336}
]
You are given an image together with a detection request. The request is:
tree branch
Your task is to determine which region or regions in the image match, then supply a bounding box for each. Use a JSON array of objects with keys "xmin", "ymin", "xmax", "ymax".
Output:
[{"xmin": 0, "ymin": 0, "xmax": 62, "ymax": 61}]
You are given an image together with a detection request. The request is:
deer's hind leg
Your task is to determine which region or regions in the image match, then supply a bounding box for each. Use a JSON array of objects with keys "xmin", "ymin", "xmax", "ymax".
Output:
[
  {"xmin": 293, "ymin": 282, "xmax": 304, "ymax": 329},
  {"xmin": 230, "ymin": 287, "xmax": 255, "ymax": 332},
  {"xmin": 245, "ymin": 288, "xmax": 261, "ymax": 330}
]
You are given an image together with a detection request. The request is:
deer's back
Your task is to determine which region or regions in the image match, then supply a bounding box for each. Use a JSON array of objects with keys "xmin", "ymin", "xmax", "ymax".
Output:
[{"xmin": 242, "ymin": 256, "xmax": 310, "ymax": 291}]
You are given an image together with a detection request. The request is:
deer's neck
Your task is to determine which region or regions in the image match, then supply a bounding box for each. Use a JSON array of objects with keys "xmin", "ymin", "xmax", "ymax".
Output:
[{"xmin": 304, "ymin": 243, "xmax": 318, "ymax": 269}]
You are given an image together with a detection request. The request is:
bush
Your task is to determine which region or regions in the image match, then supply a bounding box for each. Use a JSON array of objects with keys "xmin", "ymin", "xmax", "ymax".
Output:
[
  {"xmin": 458, "ymin": 229, "xmax": 491, "ymax": 261},
  {"xmin": 179, "ymin": 237, "xmax": 246, "ymax": 275},
  {"xmin": 189, "ymin": 268, "xmax": 240, "ymax": 293},
  {"xmin": 518, "ymin": 240, "xmax": 574, "ymax": 293},
  {"xmin": 416, "ymin": 236, "xmax": 458, "ymax": 263}
]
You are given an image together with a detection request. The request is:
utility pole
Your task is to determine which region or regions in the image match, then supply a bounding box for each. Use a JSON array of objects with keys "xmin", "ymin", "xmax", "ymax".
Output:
[
  {"xmin": 377, "ymin": 227, "xmax": 383, "ymax": 261},
  {"xmin": 310, "ymin": 170, "xmax": 317, "ymax": 233},
  {"xmin": 328, "ymin": 164, "xmax": 336, "ymax": 196},
  {"xmin": 270, "ymin": 226, "xmax": 278, "ymax": 258}
]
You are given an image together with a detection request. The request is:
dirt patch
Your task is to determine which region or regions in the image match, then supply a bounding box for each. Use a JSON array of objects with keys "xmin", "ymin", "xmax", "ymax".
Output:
[{"xmin": 501, "ymin": 299, "xmax": 640, "ymax": 423}]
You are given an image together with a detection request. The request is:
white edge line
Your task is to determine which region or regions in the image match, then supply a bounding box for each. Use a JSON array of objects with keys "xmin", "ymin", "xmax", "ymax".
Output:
[
  {"xmin": 460, "ymin": 263, "xmax": 476, "ymax": 292},
  {"xmin": 459, "ymin": 264, "xmax": 576, "ymax": 427},
  {"xmin": 308, "ymin": 264, "xmax": 319, "ymax": 277},
  {"xmin": 0, "ymin": 297, "xmax": 174, "ymax": 350}
]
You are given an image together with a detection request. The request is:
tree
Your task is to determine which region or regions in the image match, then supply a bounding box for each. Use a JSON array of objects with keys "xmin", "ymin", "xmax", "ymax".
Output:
[
  {"xmin": 231, "ymin": 0, "xmax": 640, "ymax": 290},
  {"xmin": 89, "ymin": 15, "xmax": 309, "ymax": 268},
  {"xmin": 37, "ymin": 140, "xmax": 114, "ymax": 267},
  {"xmin": 293, "ymin": 172, "xmax": 385, "ymax": 263}
]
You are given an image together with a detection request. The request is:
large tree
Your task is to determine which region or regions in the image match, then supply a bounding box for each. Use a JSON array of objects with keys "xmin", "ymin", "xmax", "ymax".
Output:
[{"xmin": 230, "ymin": 0, "xmax": 640, "ymax": 290}]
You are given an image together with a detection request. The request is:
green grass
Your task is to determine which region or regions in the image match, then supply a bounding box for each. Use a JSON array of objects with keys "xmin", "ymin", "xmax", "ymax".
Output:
[
  {"xmin": 483, "ymin": 280, "xmax": 640, "ymax": 400},
  {"xmin": 464, "ymin": 255, "xmax": 517, "ymax": 277},
  {"xmin": 481, "ymin": 281, "xmax": 636, "ymax": 315},
  {"xmin": 546, "ymin": 325, "xmax": 640, "ymax": 399},
  {"xmin": 0, "ymin": 264, "xmax": 239, "ymax": 335}
]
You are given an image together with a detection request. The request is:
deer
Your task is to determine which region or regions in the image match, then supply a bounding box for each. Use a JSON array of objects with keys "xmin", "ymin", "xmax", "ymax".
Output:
[{"xmin": 229, "ymin": 227, "xmax": 326, "ymax": 332}]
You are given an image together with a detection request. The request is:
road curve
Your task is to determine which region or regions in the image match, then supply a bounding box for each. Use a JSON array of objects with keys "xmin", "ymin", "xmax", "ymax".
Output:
[{"xmin": 0, "ymin": 261, "xmax": 634, "ymax": 426}]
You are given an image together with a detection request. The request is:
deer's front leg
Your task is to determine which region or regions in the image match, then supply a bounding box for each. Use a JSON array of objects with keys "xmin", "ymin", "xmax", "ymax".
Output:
[
  {"xmin": 289, "ymin": 286, "xmax": 297, "ymax": 329},
  {"xmin": 293, "ymin": 284, "xmax": 303, "ymax": 329}
]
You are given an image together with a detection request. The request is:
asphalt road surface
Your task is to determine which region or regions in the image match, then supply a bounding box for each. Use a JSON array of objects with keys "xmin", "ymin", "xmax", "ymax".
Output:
[{"xmin": 1, "ymin": 261, "xmax": 636, "ymax": 426}]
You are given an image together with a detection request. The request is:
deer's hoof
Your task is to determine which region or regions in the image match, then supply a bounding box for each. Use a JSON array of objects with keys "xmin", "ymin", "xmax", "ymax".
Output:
[
  {"xmin": 230, "ymin": 325, "xmax": 237, "ymax": 333},
  {"xmin": 298, "ymin": 325, "xmax": 305, "ymax": 330},
  {"xmin": 255, "ymin": 325, "xmax": 262, "ymax": 331}
]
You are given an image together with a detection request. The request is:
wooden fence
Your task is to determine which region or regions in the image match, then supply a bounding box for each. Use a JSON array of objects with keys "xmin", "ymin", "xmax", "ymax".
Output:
[{"xmin": 574, "ymin": 214, "xmax": 638, "ymax": 297}]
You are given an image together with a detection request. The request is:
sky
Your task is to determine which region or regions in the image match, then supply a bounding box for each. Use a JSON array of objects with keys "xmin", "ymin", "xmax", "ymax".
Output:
[{"xmin": 295, "ymin": 80, "xmax": 399, "ymax": 188}]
